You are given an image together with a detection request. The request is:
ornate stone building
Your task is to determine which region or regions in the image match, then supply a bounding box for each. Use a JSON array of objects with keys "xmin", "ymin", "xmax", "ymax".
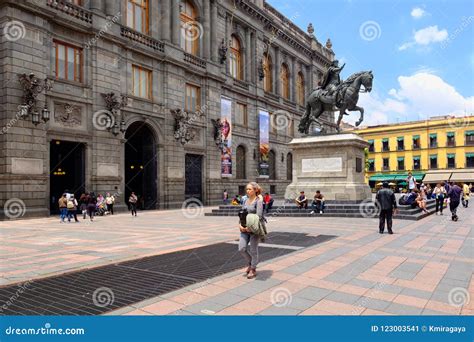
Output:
[{"xmin": 0, "ymin": 0, "xmax": 334, "ymax": 218}]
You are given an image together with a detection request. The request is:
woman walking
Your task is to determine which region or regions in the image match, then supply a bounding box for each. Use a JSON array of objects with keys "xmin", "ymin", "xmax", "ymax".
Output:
[
  {"xmin": 87, "ymin": 192, "xmax": 97, "ymax": 222},
  {"xmin": 129, "ymin": 192, "xmax": 138, "ymax": 217},
  {"xmin": 433, "ymin": 183, "xmax": 446, "ymax": 215},
  {"xmin": 238, "ymin": 182, "xmax": 266, "ymax": 279}
]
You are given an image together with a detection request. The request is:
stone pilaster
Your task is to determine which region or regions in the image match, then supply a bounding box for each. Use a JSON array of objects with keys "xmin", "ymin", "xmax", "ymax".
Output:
[
  {"xmin": 171, "ymin": 0, "xmax": 180, "ymax": 45},
  {"xmin": 161, "ymin": 0, "xmax": 171, "ymax": 42}
]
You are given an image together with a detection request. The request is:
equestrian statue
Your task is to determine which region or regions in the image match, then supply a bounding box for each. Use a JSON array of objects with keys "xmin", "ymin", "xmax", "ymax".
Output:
[{"xmin": 298, "ymin": 60, "xmax": 373, "ymax": 134}]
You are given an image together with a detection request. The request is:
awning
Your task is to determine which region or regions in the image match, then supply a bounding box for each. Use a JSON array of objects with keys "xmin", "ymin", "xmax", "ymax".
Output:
[
  {"xmin": 369, "ymin": 174, "xmax": 397, "ymax": 181},
  {"xmin": 397, "ymin": 137, "xmax": 404, "ymax": 141},
  {"xmin": 413, "ymin": 135, "xmax": 420, "ymax": 139},
  {"xmin": 447, "ymin": 153, "xmax": 455, "ymax": 158},
  {"xmin": 429, "ymin": 133, "xmax": 437, "ymax": 138},
  {"xmin": 370, "ymin": 173, "xmax": 425, "ymax": 182},
  {"xmin": 450, "ymin": 172, "xmax": 474, "ymax": 182},
  {"xmin": 423, "ymin": 172, "xmax": 452, "ymax": 183},
  {"xmin": 446, "ymin": 132, "xmax": 455, "ymax": 137},
  {"xmin": 465, "ymin": 131, "xmax": 474, "ymax": 136}
]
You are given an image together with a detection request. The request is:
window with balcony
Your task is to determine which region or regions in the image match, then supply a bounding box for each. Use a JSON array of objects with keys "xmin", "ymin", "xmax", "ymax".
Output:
[
  {"xmin": 53, "ymin": 40, "xmax": 83, "ymax": 83},
  {"xmin": 229, "ymin": 35, "xmax": 242, "ymax": 80},
  {"xmin": 413, "ymin": 156, "xmax": 421, "ymax": 170},
  {"xmin": 132, "ymin": 65, "xmax": 152, "ymax": 99},
  {"xmin": 382, "ymin": 138, "xmax": 389, "ymax": 152},
  {"xmin": 368, "ymin": 140, "xmax": 374, "ymax": 152},
  {"xmin": 447, "ymin": 154, "xmax": 456, "ymax": 168},
  {"xmin": 397, "ymin": 157, "xmax": 405, "ymax": 170},
  {"xmin": 296, "ymin": 72, "xmax": 305, "ymax": 106},
  {"xmin": 185, "ymin": 83, "xmax": 200, "ymax": 112},
  {"xmin": 382, "ymin": 158, "xmax": 389, "ymax": 171},
  {"xmin": 180, "ymin": 0, "xmax": 199, "ymax": 55},
  {"xmin": 127, "ymin": 0, "xmax": 149, "ymax": 34},
  {"xmin": 466, "ymin": 131, "xmax": 474, "ymax": 146},
  {"xmin": 446, "ymin": 132, "xmax": 456, "ymax": 147},
  {"xmin": 466, "ymin": 153, "xmax": 474, "ymax": 168},
  {"xmin": 412, "ymin": 135, "xmax": 420, "ymax": 149},
  {"xmin": 429, "ymin": 155, "xmax": 438, "ymax": 169},
  {"xmin": 397, "ymin": 137, "xmax": 404, "ymax": 151},
  {"xmin": 429, "ymin": 133, "xmax": 437, "ymax": 148},
  {"xmin": 368, "ymin": 159, "xmax": 374, "ymax": 172}
]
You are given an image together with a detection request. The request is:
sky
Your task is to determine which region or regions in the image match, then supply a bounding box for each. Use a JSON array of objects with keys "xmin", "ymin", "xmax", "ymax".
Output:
[{"xmin": 267, "ymin": 0, "xmax": 474, "ymax": 126}]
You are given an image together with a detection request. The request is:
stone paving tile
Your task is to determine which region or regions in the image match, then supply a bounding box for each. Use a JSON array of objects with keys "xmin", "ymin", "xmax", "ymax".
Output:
[
  {"xmin": 293, "ymin": 287, "xmax": 332, "ymax": 302},
  {"xmin": 140, "ymin": 300, "xmax": 184, "ymax": 315},
  {"xmin": 400, "ymin": 287, "xmax": 433, "ymax": 300},
  {"xmin": 206, "ymin": 292, "xmax": 247, "ymax": 307},
  {"xmin": 354, "ymin": 297, "xmax": 392, "ymax": 311},
  {"xmin": 181, "ymin": 301, "xmax": 227, "ymax": 315},
  {"xmin": 324, "ymin": 291, "xmax": 362, "ymax": 305},
  {"xmin": 384, "ymin": 303, "xmax": 423, "ymax": 315},
  {"xmin": 257, "ymin": 306, "xmax": 302, "ymax": 316}
]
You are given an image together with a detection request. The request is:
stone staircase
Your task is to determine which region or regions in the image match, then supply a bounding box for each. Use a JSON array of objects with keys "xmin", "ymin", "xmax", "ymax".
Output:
[{"xmin": 205, "ymin": 199, "xmax": 439, "ymax": 221}]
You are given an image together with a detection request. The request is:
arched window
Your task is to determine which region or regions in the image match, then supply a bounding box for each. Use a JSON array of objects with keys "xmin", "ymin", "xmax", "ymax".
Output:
[
  {"xmin": 230, "ymin": 35, "xmax": 242, "ymax": 80},
  {"xmin": 269, "ymin": 150, "xmax": 276, "ymax": 180},
  {"xmin": 180, "ymin": 0, "xmax": 199, "ymax": 55},
  {"xmin": 236, "ymin": 145, "xmax": 246, "ymax": 179},
  {"xmin": 286, "ymin": 152, "xmax": 293, "ymax": 181},
  {"xmin": 281, "ymin": 64, "xmax": 290, "ymax": 100},
  {"xmin": 263, "ymin": 53, "xmax": 273, "ymax": 93},
  {"xmin": 296, "ymin": 72, "xmax": 305, "ymax": 106}
]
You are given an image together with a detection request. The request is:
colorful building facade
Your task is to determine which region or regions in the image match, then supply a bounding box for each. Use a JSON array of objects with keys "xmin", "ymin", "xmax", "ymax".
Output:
[{"xmin": 350, "ymin": 116, "xmax": 474, "ymax": 188}]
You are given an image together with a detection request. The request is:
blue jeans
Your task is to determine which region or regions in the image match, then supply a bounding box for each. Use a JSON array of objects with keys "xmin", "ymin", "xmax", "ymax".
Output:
[
  {"xmin": 238, "ymin": 232, "xmax": 259, "ymax": 268},
  {"xmin": 59, "ymin": 208, "xmax": 67, "ymax": 221},
  {"xmin": 312, "ymin": 201, "xmax": 325, "ymax": 212}
]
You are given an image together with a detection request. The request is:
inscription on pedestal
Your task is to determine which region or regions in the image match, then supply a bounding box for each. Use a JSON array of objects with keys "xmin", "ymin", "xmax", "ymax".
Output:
[{"xmin": 302, "ymin": 157, "xmax": 342, "ymax": 173}]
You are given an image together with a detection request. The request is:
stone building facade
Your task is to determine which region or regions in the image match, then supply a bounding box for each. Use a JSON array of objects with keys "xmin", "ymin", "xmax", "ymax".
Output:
[{"xmin": 0, "ymin": 0, "xmax": 334, "ymax": 219}]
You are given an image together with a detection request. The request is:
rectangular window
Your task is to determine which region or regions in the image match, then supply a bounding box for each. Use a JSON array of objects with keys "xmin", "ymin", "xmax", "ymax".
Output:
[
  {"xmin": 287, "ymin": 119, "xmax": 294, "ymax": 137},
  {"xmin": 185, "ymin": 84, "xmax": 201, "ymax": 112},
  {"xmin": 132, "ymin": 65, "xmax": 152, "ymax": 99},
  {"xmin": 368, "ymin": 140, "xmax": 374, "ymax": 152},
  {"xmin": 446, "ymin": 132, "xmax": 456, "ymax": 147},
  {"xmin": 368, "ymin": 159, "xmax": 374, "ymax": 172},
  {"xmin": 270, "ymin": 113, "xmax": 277, "ymax": 134},
  {"xmin": 235, "ymin": 103, "xmax": 248, "ymax": 127},
  {"xmin": 412, "ymin": 135, "xmax": 420, "ymax": 149},
  {"xmin": 382, "ymin": 158, "xmax": 389, "ymax": 171},
  {"xmin": 429, "ymin": 133, "xmax": 437, "ymax": 148},
  {"xmin": 447, "ymin": 153, "xmax": 456, "ymax": 169},
  {"xmin": 127, "ymin": 0, "xmax": 148, "ymax": 34},
  {"xmin": 430, "ymin": 155, "xmax": 437, "ymax": 169},
  {"xmin": 382, "ymin": 138, "xmax": 389, "ymax": 152},
  {"xmin": 413, "ymin": 156, "xmax": 421, "ymax": 170},
  {"xmin": 397, "ymin": 157, "xmax": 405, "ymax": 171},
  {"xmin": 466, "ymin": 131, "xmax": 474, "ymax": 146},
  {"xmin": 466, "ymin": 153, "xmax": 474, "ymax": 168},
  {"xmin": 53, "ymin": 40, "xmax": 83, "ymax": 82},
  {"xmin": 397, "ymin": 137, "xmax": 404, "ymax": 151}
]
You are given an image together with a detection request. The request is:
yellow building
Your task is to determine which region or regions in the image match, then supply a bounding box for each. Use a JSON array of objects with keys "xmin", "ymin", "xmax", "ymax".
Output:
[{"xmin": 350, "ymin": 115, "xmax": 474, "ymax": 188}]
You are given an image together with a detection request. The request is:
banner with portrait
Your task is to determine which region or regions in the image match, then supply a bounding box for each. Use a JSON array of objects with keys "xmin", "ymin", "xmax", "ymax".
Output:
[
  {"xmin": 220, "ymin": 97, "xmax": 232, "ymax": 177},
  {"xmin": 258, "ymin": 109, "xmax": 269, "ymax": 178}
]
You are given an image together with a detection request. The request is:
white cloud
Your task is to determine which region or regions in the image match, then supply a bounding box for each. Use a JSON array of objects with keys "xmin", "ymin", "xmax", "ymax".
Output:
[
  {"xmin": 411, "ymin": 7, "xmax": 426, "ymax": 19},
  {"xmin": 345, "ymin": 72, "xmax": 474, "ymax": 126},
  {"xmin": 398, "ymin": 25, "xmax": 448, "ymax": 50}
]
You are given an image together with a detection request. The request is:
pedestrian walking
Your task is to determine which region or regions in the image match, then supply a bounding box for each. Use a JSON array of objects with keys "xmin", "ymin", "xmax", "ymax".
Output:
[
  {"xmin": 79, "ymin": 193, "xmax": 87, "ymax": 219},
  {"xmin": 447, "ymin": 182, "xmax": 462, "ymax": 221},
  {"xmin": 87, "ymin": 192, "xmax": 97, "ymax": 222},
  {"xmin": 433, "ymin": 183, "xmax": 446, "ymax": 215},
  {"xmin": 67, "ymin": 195, "xmax": 79, "ymax": 222},
  {"xmin": 105, "ymin": 192, "xmax": 115, "ymax": 214},
  {"xmin": 238, "ymin": 182, "xmax": 266, "ymax": 279},
  {"xmin": 263, "ymin": 192, "xmax": 274, "ymax": 213},
  {"xmin": 462, "ymin": 182, "xmax": 470, "ymax": 208},
  {"xmin": 129, "ymin": 192, "xmax": 138, "ymax": 217},
  {"xmin": 58, "ymin": 193, "xmax": 68, "ymax": 223},
  {"xmin": 223, "ymin": 189, "xmax": 229, "ymax": 205},
  {"xmin": 375, "ymin": 181, "xmax": 398, "ymax": 234},
  {"xmin": 406, "ymin": 172, "xmax": 417, "ymax": 192}
]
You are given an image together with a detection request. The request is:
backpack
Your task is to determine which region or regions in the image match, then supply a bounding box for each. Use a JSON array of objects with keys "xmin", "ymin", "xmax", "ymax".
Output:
[
  {"xmin": 67, "ymin": 200, "xmax": 75, "ymax": 209},
  {"xmin": 398, "ymin": 195, "xmax": 407, "ymax": 206}
]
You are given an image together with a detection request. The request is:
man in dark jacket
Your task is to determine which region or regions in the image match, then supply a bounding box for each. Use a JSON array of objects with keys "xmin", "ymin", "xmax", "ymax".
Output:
[
  {"xmin": 376, "ymin": 181, "xmax": 398, "ymax": 234},
  {"xmin": 447, "ymin": 182, "xmax": 462, "ymax": 221}
]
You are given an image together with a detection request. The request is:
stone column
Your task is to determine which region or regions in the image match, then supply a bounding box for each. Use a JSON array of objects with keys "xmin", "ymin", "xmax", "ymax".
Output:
[
  {"xmin": 246, "ymin": 29, "xmax": 252, "ymax": 82},
  {"xmin": 306, "ymin": 64, "xmax": 312, "ymax": 95},
  {"xmin": 90, "ymin": 0, "xmax": 103, "ymax": 13},
  {"xmin": 171, "ymin": 0, "xmax": 180, "ymax": 45},
  {"xmin": 161, "ymin": 0, "xmax": 171, "ymax": 41},
  {"xmin": 202, "ymin": 0, "xmax": 211, "ymax": 59},
  {"xmin": 274, "ymin": 46, "xmax": 280, "ymax": 95},
  {"xmin": 211, "ymin": 0, "xmax": 218, "ymax": 62},
  {"xmin": 291, "ymin": 57, "xmax": 296, "ymax": 102},
  {"xmin": 105, "ymin": 0, "xmax": 118, "ymax": 16}
]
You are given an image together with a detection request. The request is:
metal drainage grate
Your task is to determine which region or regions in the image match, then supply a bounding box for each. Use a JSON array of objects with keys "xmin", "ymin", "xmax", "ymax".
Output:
[
  {"xmin": 0, "ymin": 234, "xmax": 336, "ymax": 316},
  {"xmin": 264, "ymin": 232, "xmax": 337, "ymax": 247}
]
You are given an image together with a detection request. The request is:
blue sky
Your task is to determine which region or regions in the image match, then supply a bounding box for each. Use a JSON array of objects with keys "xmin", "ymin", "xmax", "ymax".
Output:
[{"xmin": 268, "ymin": 0, "xmax": 474, "ymax": 126}]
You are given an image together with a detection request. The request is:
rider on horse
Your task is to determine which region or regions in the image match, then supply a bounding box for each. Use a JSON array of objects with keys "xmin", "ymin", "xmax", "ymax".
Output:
[{"xmin": 319, "ymin": 60, "xmax": 345, "ymax": 106}]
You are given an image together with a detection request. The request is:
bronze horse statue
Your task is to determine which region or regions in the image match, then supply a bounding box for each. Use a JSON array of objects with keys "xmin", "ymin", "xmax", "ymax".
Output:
[{"xmin": 299, "ymin": 70, "xmax": 373, "ymax": 134}]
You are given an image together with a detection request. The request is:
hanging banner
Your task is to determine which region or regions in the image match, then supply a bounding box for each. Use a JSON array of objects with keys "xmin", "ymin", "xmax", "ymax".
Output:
[
  {"xmin": 220, "ymin": 97, "xmax": 232, "ymax": 177},
  {"xmin": 259, "ymin": 109, "xmax": 270, "ymax": 178}
]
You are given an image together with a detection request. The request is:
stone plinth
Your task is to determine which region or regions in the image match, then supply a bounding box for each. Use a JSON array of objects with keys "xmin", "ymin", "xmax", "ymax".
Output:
[{"xmin": 285, "ymin": 133, "xmax": 371, "ymax": 202}]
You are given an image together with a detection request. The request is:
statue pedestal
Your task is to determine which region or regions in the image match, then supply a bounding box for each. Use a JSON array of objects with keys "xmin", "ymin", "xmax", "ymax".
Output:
[{"xmin": 285, "ymin": 133, "xmax": 371, "ymax": 202}]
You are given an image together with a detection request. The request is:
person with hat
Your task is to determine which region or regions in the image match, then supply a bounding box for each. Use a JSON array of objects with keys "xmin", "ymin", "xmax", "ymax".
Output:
[{"xmin": 375, "ymin": 181, "xmax": 398, "ymax": 234}]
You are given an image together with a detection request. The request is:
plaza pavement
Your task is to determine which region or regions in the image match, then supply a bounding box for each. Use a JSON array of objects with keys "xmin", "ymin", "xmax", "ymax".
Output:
[{"xmin": 0, "ymin": 204, "xmax": 472, "ymax": 316}]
